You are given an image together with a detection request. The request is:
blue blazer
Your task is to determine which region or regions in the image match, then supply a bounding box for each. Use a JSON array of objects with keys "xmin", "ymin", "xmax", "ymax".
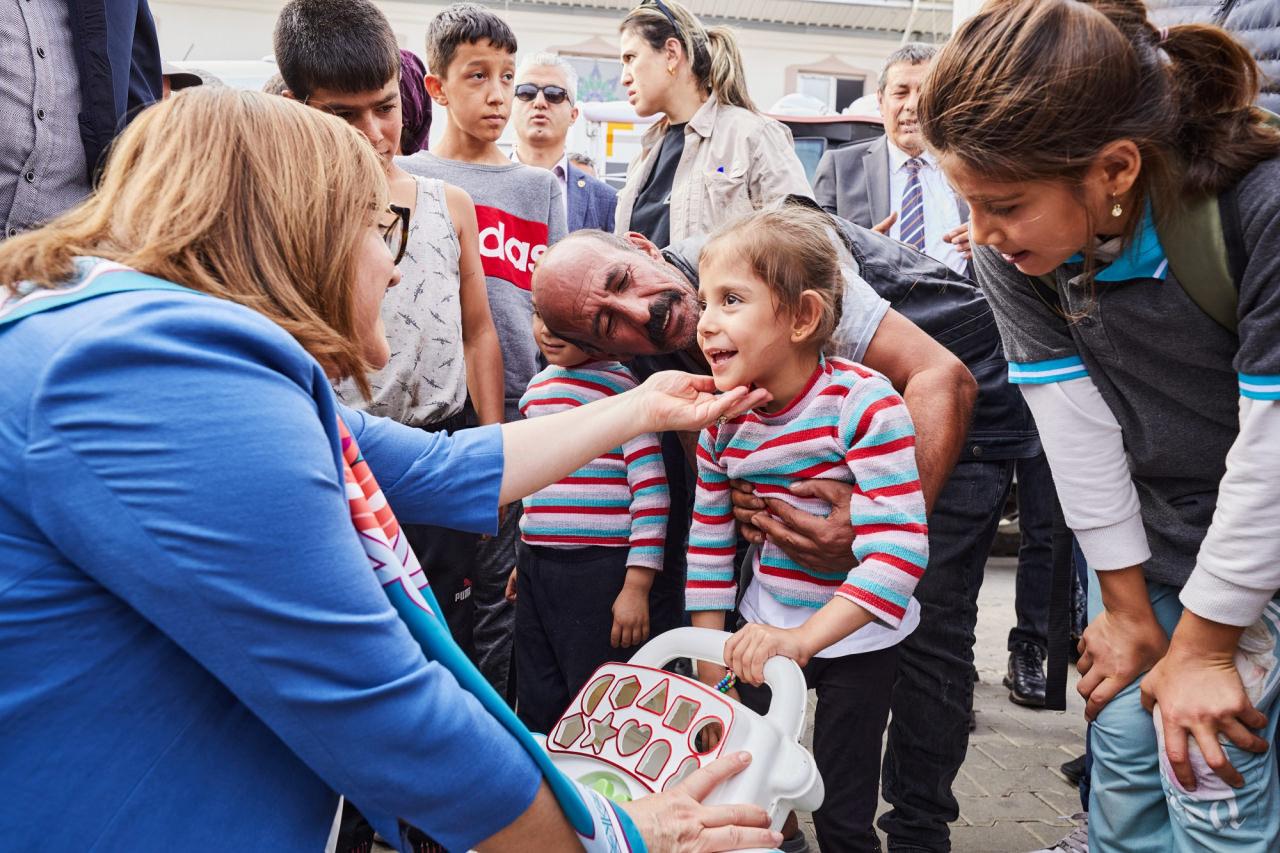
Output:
[
  {"xmin": 68, "ymin": 0, "xmax": 162, "ymax": 180},
  {"xmin": 565, "ymin": 163, "xmax": 618, "ymax": 233}
]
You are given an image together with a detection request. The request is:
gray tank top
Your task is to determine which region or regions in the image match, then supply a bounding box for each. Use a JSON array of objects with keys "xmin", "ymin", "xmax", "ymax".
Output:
[{"xmin": 334, "ymin": 176, "xmax": 466, "ymax": 426}]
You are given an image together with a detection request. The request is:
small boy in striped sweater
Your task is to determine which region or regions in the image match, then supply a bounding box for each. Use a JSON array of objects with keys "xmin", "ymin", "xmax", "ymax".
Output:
[
  {"xmin": 508, "ymin": 310, "xmax": 670, "ymax": 733},
  {"xmin": 688, "ymin": 206, "xmax": 929, "ymax": 852}
]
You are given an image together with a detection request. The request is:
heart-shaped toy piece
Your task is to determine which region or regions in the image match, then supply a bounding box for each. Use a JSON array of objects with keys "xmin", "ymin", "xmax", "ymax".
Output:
[{"xmin": 616, "ymin": 720, "xmax": 653, "ymax": 756}]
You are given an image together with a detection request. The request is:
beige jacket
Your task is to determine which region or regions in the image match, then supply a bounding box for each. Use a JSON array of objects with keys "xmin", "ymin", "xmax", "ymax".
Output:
[{"xmin": 614, "ymin": 96, "xmax": 813, "ymax": 243}]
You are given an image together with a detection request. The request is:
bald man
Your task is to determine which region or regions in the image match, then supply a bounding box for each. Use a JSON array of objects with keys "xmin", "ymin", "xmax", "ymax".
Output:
[{"xmin": 532, "ymin": 201, "xmax": 1041, "ymax": 851}]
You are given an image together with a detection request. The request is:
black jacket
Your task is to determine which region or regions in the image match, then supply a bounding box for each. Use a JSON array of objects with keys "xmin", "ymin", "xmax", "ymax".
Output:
[
  {"xmin": 1148, "ymin": 0, "xmax": 1280, "ymax": 113},
  {"xmin": 69, "ymin": 0, "xmax": 162, "ymax": 182}
]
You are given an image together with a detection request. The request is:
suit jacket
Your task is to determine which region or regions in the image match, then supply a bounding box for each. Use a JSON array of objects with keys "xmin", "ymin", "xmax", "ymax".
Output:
[
  {"xmin": 814, "ymin": 135, "xmax": 971, "ymax": 278},
  {"xmin": 565, "ymin": 163, "xmax": 618, "ymax": 233},
  {"xmin": 69, "ymin": 0, "xmax": 162, "ymax": 180}
]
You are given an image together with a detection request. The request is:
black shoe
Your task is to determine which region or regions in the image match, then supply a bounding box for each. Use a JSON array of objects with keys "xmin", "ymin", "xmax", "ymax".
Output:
[
  {"xmin": 1060, "ymin": 753, "xmax": 1086, "ymax": 787},
  {"xmin": 1003, "ymin": 641, "xmax": 1047, "ymax": 707}
]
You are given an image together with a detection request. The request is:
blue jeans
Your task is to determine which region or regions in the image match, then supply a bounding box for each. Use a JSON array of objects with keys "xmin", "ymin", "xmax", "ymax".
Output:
[
  {"xmin": 878, "ymin": 459, "xmax": 1015, "ymax": 851},
  {"xmin": 1087, "ymin": 574, "xmax": 1280, "ymax": 852}
]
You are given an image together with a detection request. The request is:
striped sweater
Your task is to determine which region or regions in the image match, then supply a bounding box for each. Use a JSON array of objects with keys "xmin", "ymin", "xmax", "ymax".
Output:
[
  {"xmin": 518, "ymin": 361, "xmax": 669, "ymax": 570},
  {"xmin": 686, "ymin": 357, "xmax": 928, "ymax": 627}
]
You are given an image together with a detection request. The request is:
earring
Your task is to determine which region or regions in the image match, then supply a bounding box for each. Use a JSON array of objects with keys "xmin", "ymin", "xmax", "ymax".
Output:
[
  {"xmin": 667, "ymin": 65, "xmax": 676, "ymax": 76},
  {"xmin": 1111, "ymin": 197, "xmax": 1123, "ymax": 218}
]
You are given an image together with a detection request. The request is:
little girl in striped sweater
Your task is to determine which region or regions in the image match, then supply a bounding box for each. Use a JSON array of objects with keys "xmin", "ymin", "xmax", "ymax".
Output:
[
  {"xmin": 688, "ymin": 206, "xmax": 929, "ymax": 853},
  {"xmin": 508, "ymin": 310, "xmax": 670, "ymax": 734}
]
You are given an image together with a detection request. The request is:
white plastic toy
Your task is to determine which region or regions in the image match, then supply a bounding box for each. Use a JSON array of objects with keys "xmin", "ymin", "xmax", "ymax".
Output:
[{"xmin": 535, "ymin": 627, "xmax": 824, "ymax": 851}]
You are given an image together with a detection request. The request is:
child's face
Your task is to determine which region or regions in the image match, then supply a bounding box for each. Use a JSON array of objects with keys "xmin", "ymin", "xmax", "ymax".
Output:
[
  {"xmin": 943, "ymin": 157, "xmax": 1099, "ymax": 277},
  {"xmin": 432, "ymin": 39, "xmax": 516, "ymax": 143},
  {"xmin": 696, "ymin": 250, "xmax": 803, "ymax": 393},
  {"xmin": 305, "ymin": 78, "xmax": 402, "ymax": 171},
  {"xmin": 532, "ymin": 311, "xmax": 588, "ymax": 367}
]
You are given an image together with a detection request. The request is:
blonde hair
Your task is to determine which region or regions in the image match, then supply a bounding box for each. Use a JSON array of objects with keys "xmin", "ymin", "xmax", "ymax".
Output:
[
  {"xmin": 621, "ymin": 0, "xmax": 756, "ymax": 112},
  {"xmin": 701, "ymin": 206, "xmax": 843, "ymax": 347},
  {"xmin": 0, "ymin": 86, "xmax": 386, "ymax": 397}
]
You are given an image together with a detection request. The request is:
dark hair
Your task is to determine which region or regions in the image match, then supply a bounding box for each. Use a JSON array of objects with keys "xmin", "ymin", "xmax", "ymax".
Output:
[
  {"xmin": 262, "ymin": 73, "xmax": 288, "ymax": 96},
  {"xmin": 920, "ymin": 0, "xmax": 1280, "ymax": 246},
  {"xmin": 273, "ymin": 0, "xmax": 400, "ymax": 100},
  {"xmin": 700, "ymin": 206, "xmax": 844, "ymax": 348},
  {"xmin": 398, "ymin": 49, "xmax": 431, "ymax": 154},
  {"xmin": 620, "ymin": 0, "xmax": 756, "ymax": 112},
  {"xmin": 878, "ymin": 42, "xmax": 938, "ymax": 94},
  {"xmin": 425, "ymin": 3, "xmax": 518, "ymax": 79}
]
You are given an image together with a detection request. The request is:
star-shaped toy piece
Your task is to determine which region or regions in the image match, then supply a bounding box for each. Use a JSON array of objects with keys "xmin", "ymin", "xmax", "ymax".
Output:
[{"xmin": 581, "ymin": 712, "xmax": 618, "ymax": 754}]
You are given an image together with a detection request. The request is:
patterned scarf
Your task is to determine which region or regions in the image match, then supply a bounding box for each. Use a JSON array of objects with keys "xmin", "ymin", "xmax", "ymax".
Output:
[
  {"xmin": 335, "ymin": 419, "xmax": 642, "ymax": 853},
  {"xmin": 337, "ymin": 417, "xmax": 429, "ymax": 594}
]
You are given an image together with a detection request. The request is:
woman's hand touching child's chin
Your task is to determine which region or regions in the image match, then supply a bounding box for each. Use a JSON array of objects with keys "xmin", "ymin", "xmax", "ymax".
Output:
[{"xmin": 633, "ymin": 371, "xmax": 771, "ymax": 434}]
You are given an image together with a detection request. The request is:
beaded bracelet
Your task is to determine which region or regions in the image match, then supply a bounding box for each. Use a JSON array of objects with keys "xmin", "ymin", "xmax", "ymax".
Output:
[{"xmin": 714, "ymin": 671, "xmax": 738, "ymax": 693}]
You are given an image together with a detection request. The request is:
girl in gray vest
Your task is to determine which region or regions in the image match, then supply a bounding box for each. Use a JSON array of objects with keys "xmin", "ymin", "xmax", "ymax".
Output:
[{"xmin": 920, "ymin": 0, "xmax": 1280, "ymax": 849}]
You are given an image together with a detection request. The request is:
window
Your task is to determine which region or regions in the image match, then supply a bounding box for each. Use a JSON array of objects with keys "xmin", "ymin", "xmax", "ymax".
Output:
[{"xmin": 797, "ymin": 72, "xmax": 866, "ymax": 113}]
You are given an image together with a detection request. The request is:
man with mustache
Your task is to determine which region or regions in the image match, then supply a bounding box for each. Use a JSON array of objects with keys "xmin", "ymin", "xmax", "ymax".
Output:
[{"xmin": 532, "ymin": 201, "xmax": 1040, "ymax": 852}]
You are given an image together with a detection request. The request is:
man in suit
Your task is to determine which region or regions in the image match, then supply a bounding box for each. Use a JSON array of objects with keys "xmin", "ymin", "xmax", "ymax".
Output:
[
  {"xmin": 512, "ymin": 52, "xmax": 617, "ymax": 233},
  {"xmin": 814, "ymin": 43, "xmax": 971, "ymax": 277}
]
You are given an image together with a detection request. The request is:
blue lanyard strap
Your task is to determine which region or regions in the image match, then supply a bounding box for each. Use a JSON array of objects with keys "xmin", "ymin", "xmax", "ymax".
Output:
[{"xmin": 0, "ymin": 260, "xmax": 197, "ymax": 326}]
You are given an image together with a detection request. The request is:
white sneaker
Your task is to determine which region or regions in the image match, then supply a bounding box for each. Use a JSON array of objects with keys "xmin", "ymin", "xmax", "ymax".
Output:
[{"xmin": 1029, "ymin": 812, "xmax": 1088, "ymax": 853}]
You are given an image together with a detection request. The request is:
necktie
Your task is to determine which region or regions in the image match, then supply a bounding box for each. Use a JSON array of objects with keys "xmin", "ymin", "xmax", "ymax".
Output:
[{"xmin": 900, "ymin": 157, "xmax": 926, "ymax": 252}]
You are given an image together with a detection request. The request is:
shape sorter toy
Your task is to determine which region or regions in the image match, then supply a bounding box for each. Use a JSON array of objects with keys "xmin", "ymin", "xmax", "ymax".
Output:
[{"xmin": 535, "ymin": 627, "xmax": 824, "ymax": 847}]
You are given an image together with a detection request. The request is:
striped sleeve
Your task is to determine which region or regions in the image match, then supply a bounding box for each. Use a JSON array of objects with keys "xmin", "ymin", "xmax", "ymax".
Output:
[
  {"xmin": 970, "ymin": 245, "xmax": 1083, "ymax": 384},
  {"xmin": 1239, "ymin": 374, "xmax": 1280, "ymax": 401},
  {"xmin": 836, "ymin": 379, "xmax": 928, "ymax": 627},
  {"xmin": 1008, "ymin": 355, "xmax": 1089, "ymax": 385},
  {"xmin": 685, "ymin": 425, "xmax": 737, "ymax": 611},
  {"xmin": 621, "ymin": 430, "xmax": 669, "ymax": 570}
]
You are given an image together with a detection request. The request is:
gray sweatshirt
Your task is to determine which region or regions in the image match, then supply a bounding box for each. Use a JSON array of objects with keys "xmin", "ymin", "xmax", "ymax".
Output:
[{"xmin": 398, "ymin": 151, "xmax": 568, "ymax": 421}]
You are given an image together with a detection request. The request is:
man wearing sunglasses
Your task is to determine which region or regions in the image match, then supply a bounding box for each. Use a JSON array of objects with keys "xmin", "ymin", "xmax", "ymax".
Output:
[{"xmin": 512, "ymin": 53, "xmax": 617, "ymax": 233}]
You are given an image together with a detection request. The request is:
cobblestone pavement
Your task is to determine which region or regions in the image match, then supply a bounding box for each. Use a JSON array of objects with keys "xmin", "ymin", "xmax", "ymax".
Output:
[{"xmin": 794, "ymin": 555, "xmax": 1087, "ymax": 852}]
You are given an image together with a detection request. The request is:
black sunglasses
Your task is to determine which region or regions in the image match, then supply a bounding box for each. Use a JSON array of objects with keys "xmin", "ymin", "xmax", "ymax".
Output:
[
  {"xmin": 514, "ymin": 83, "xmax": 572, "ymax": 105},
  {"xmin": 380, "ymin": 204, "xmax": 410, "ymax": 265}
]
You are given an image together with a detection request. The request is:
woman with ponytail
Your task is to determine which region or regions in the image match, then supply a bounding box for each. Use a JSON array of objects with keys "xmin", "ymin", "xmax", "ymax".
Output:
[
  {"xmin": 613, "ymin": 0, "xmax": 811, "ymax": 245},
  {"xmin": 920, "ymin": 0, "xmax": 1280, "ymax": 848}
]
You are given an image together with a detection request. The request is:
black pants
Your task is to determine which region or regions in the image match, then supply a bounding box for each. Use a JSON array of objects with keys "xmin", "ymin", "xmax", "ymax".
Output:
[
  {"xmin": 402, "ymin": 522, "xmax": 477, "ymax": 659},
  {"xmin": 737, "ymin": 644, "xmax": 901, "ymax": 853},
  {"xmin": 400, "ymin": 413, "xmax": 480, "ymax": 661},
  {"xmin": 1008, "ymin": 450, "xmax": 1056, "ymax": 652},
  {"xmin": 514, "ymin": 542, "xmax": 639, "ymax": 734},
  {"xmin": 879, "ymin": 459, "xmax": 1014, "ymax": 851}
]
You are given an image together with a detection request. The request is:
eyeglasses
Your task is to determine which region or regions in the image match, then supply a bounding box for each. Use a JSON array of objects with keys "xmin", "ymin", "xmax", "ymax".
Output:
[
  {"xmin": 641, "ymin": 0, "xmax": 682, "ymax": 36},
  {"xmin": 381, "ymin": 204, "xmax": 410, "ymax": 265},
  {"xmin": 514, "ymin": 83, "xmax": 572, "ymax": 106}
]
